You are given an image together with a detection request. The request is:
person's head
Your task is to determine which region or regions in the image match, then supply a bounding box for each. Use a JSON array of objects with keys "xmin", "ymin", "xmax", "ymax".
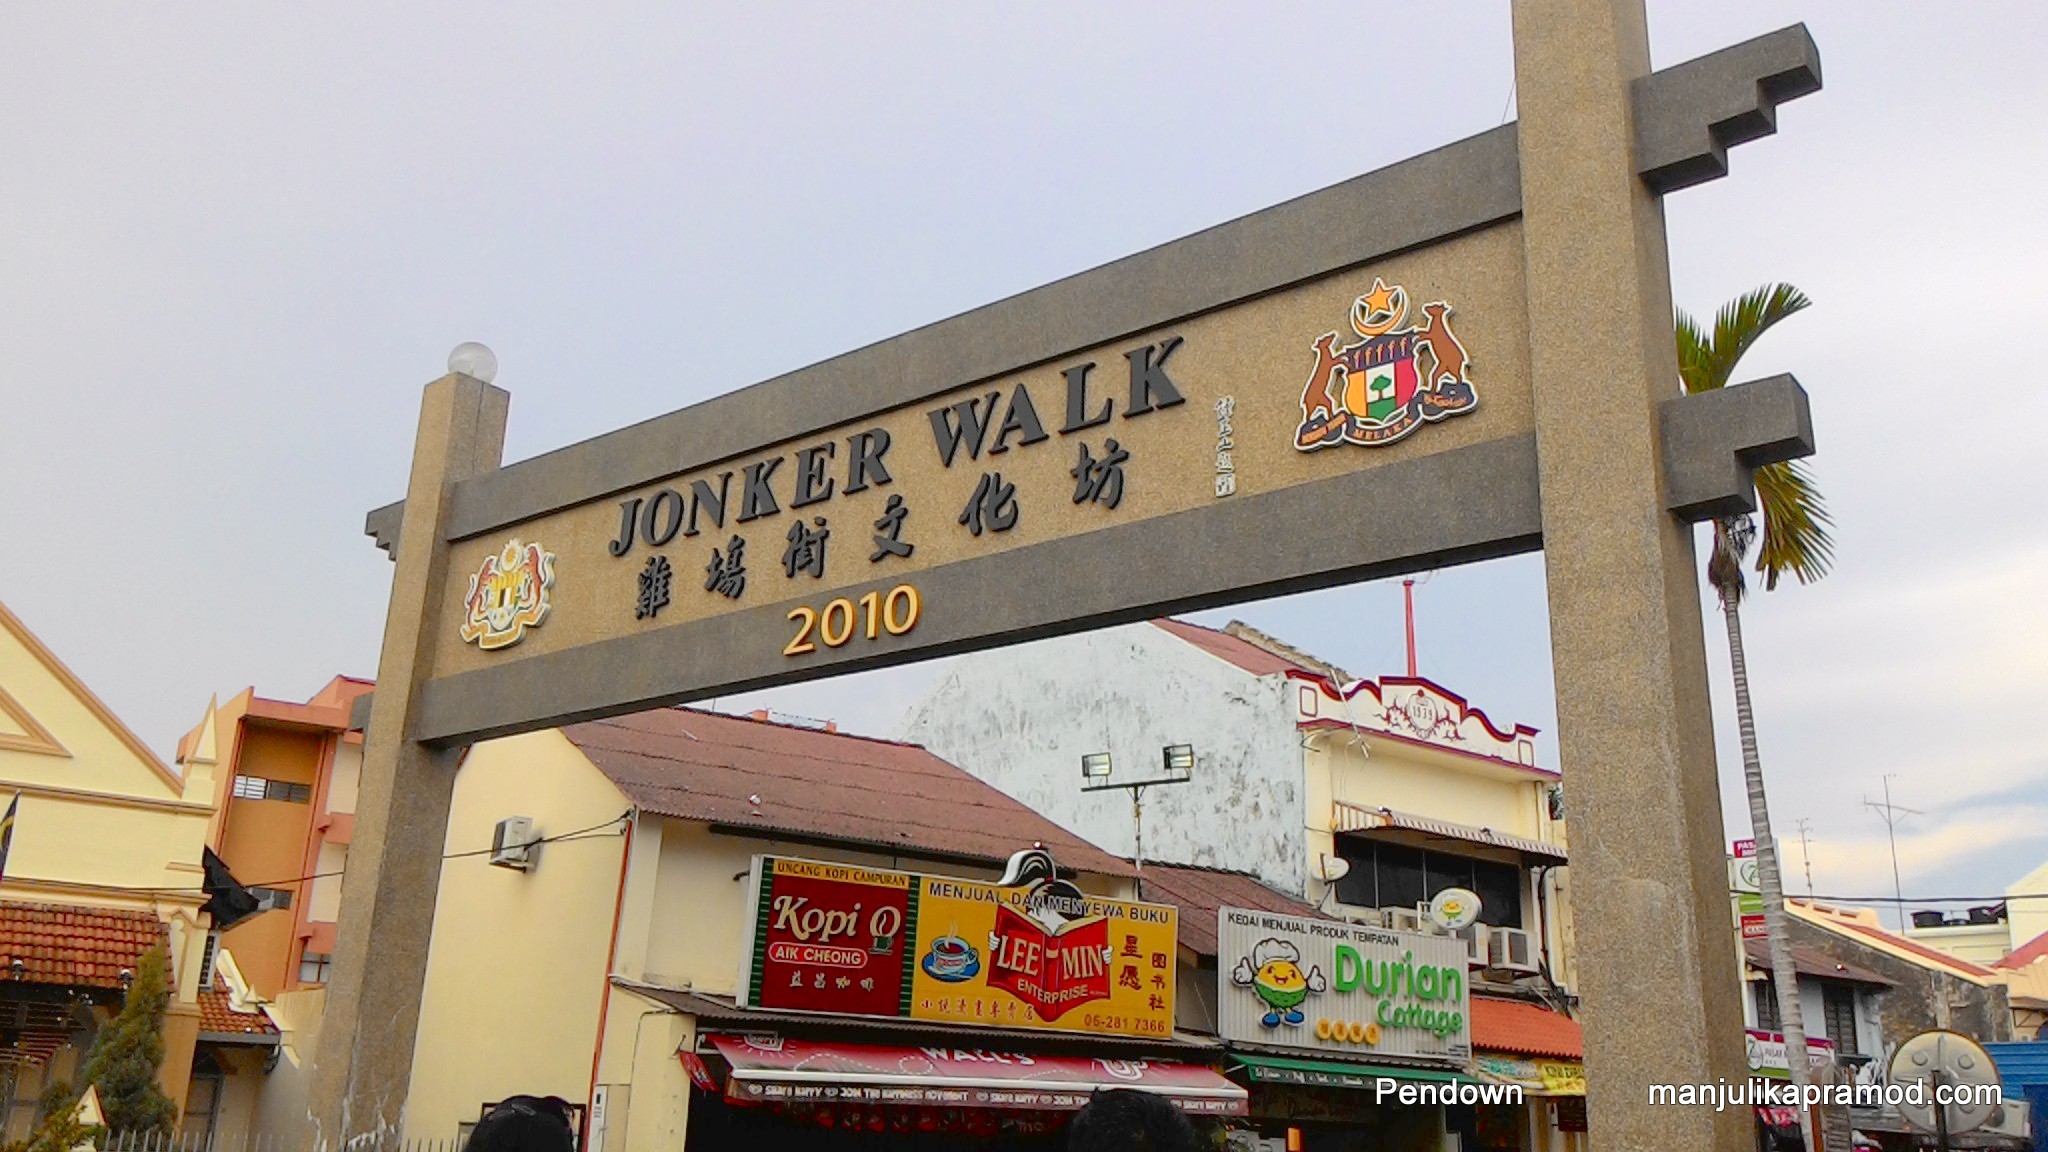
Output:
[
  {"xmin": 463, "ymin": 1095, "xmax": 576, "ymax": 1152},
  {"xmin": 1067, "ymin": 1088, "xmax": 1199, "ymax": 1152}
]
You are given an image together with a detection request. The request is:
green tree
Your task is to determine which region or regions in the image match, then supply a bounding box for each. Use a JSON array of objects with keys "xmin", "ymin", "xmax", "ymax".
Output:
[
  {"xmin": 0, "ymin": 1080, "xmax": 102, "ymax": 1152},
  {"xmin": 1678, "ymin": 283, "xmax": 1832, "ymax": 1122},
  {"xmin": 80, "ymin": 942, "xmax": 177, "ymax": 1135}
]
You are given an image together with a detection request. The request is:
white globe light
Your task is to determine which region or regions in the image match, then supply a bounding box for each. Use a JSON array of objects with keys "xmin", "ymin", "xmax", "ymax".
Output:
[{"xmin": 448, "ymin": 341, "xmax": 498, "ymax": 383}]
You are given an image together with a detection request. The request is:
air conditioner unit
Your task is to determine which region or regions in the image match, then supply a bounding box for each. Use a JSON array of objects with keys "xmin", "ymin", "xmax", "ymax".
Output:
[
  {"xmin": 1384, "ymin": 907, "xmax": 1423, "ymax": 933},
  {"xmin": 1340, "ymin": 908, "xmax": 1388, "ymax": 929},
  {"xmin": 490, "ymin": 816, "xmax": 536, "ymax": 871},
  {"xmin": 1453, "ymin": 923, "xmax": 1492, "ymax": 969},
  {"xmin": 1487, "ymin": 926, "xmax": 1539, "ymax": 975}
]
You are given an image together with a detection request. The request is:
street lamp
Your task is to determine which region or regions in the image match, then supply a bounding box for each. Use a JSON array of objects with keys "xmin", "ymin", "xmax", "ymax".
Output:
[{"xmin": 1081, "ymin": 745, "xmax": 1196, "ymax": 898}]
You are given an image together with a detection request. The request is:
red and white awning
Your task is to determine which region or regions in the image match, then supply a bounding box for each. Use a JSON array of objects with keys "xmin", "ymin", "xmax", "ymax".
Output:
[{"xmin": 706, "ymin": 1035, "xmax": 1247, "ymax": 1115}]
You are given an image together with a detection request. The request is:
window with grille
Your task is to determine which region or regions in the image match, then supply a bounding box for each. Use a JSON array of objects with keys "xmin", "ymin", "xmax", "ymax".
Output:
[
  {"xmin": 231, "ymin": 775, "xmax": 312, "ymax": 803},
  {"xmin": 198, "ymin": 932, "xmax": 220, "ymax": 986},
  {"xmin": 1821, "ymin": 983, "xmax": 1860, "ymax": 1055},
  {"xmin": 1753, "ymin": 982, "xmax": 1782, "ymax": 1032},
  {"xmin": 298, "ymin": 950, "xmax": 331, "ymax": 985},
  {"xmin": 251, "ymin": 886, "xmax": 294, "ymax": 911}
]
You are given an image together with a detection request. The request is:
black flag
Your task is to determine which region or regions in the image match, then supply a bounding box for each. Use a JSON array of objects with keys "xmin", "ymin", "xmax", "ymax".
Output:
[{"xmin": 199, "ymin": 847, "xmax": 261, "ymax": 931}]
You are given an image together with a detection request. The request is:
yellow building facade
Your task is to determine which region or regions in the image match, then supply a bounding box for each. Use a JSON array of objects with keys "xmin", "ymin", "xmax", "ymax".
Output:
[
  {"xmin": 391, "ymin": 708, "xmax": 1209, "ymax": 1152},
  {"xmin": 0, "ymin": 597, "xmax": 215, "ymax": 1135}
]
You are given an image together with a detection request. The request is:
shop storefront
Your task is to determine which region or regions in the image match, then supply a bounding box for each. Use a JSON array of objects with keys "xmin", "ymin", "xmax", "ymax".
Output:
[
  {"xmin": 1469, "ymin": 996, "xmax": 1588, "ymax": 1152},
  {"xmin": 654, "ymin": 852, "xmax": 1245, "ymax": 1149},
  {"xmin": 682, "ymin": 1034, "xmax": 1243, "ymax": 1149},
  {"xmin": 1216, "ymin": 907, "xmax": 1478, "ymax": 1152}
]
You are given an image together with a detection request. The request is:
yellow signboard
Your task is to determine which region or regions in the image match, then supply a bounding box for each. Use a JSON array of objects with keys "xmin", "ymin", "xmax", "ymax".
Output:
[{"xmin": 911, "ymin": 874, "xmax": 1177, "ymax": 1040}]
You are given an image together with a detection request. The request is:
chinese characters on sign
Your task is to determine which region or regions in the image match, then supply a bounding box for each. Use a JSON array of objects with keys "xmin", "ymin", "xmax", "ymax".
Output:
[
  {"xmin": 737, "ymin": 854, "xmax": 1177, "ymax": 1040},
  {"xmin": 1213, "ymin": 397, "xmax": 1237, "ymax": 497}
]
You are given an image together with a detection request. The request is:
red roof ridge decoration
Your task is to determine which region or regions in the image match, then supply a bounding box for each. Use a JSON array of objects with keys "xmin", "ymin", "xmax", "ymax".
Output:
[{"xmin": 1470, "ymin": 995, "xmax": 1582, "ymax": 1060}]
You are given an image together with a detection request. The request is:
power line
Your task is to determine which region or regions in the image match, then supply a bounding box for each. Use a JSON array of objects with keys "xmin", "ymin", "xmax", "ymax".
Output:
[{"xmin": 11, "ymin": 811, "xmax": 633, "ymax": 897}]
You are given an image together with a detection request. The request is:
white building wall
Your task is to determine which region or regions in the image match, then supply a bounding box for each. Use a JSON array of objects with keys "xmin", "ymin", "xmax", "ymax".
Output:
[{"xmin": 899, "ymin": 623, "xmax": 1308, "ymax": 894}]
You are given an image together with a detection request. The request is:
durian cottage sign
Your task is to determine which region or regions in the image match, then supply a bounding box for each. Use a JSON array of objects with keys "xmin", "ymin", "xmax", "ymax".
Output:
[
  {"xmin": 1219, "ymin": 908, "xmax": 1472, "ymax": 1067},
  {"xmin": 317, "ymin": 9, "xmax": 1825, "ymax": 1151}
]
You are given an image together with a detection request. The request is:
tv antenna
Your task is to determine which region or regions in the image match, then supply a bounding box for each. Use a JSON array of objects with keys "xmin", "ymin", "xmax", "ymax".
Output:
[
  {"xmin": 1792, "ymin": 818, "xmax": 1816, "ymax": 897},
  {"xmin": 1865, "ymin": 775, "xmax": 1921, "ymax": 931}
]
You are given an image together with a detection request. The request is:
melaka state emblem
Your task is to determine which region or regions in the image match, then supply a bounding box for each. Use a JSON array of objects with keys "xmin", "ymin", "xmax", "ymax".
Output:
[
  {"xmin": 1293, "ymin": 277, "xmax": 1479, "ymax": 450},
  {"xmin": 459, "ymin": 539, "xmax": 556, "ymax": 650}
]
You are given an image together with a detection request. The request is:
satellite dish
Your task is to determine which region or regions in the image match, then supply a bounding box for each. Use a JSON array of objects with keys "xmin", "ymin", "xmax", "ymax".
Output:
[
  {"xmin": 1428, "ymin": 887, "xmax": 1483, "ymax": 931},
  {"xmin": 1313, "ymin": 854, "xmax": 1352, "ymax": 883},
  {"xmin": 1888, "ymin": 1030, "xmax": 2000, "ymax": 1137}
]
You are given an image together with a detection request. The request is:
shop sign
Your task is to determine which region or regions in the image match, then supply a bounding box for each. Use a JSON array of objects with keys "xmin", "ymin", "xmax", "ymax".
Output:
[
  {"xmin": 710, "ymin": 1035, "xmax": 1247, "ymax": 1115},
  {"xmin": 737, "ymin": 854, "xmax": 1177, "ymax": 1040},
  {"xmin": 1744, "ymin": 1029, "xmax": 1836, "ymax": 1079},
  {"xmin": 1473, "ymin": 1053, "xmax": 1586, "ymax": 1096},
  {"xmin": 1218, "ymin": 907, "xmax": 1470, "ymax": 1066},
  {"xmin": 1731, "ymin": 841, "xmax": 1765, "ymax": 939}
]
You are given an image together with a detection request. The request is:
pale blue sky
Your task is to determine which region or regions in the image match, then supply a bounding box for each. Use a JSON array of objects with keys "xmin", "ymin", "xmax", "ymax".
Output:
[{"xmin": 4, "ymin": 2, "xmax": 2043, "ymax": 921}]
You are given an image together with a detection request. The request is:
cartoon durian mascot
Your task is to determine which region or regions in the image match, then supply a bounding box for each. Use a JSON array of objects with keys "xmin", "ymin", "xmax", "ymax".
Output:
[{"xmin": 1231, "ymin": 938, "xmax": 1328, "ymax": 1028}]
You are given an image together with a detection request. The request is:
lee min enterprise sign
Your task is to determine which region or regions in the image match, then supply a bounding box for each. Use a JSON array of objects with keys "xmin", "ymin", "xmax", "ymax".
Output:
[{"xmin": 1218, "ymin": 907, "xmax": 1471, "ymax": 1067}]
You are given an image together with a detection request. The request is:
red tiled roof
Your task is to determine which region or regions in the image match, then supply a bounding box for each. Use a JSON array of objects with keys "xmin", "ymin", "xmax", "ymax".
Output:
[
  {"xmin": 564, "ymin": 709, "xmax": 1131, "ymax": 877},
  {"xmin": 1743, "ymin": 940, "xmax": 1894, "ymax": 986},
  {"xmin": 0, "ymin": 901, "xmax": 166, "ymax": 990},
  {"xmin": 1149, "ymin": 619, "xmax": 1311, "ymax": 678},
  {"xmin": 1470, "ymin": 996, "xmax": 1582, "ymax": 1059},
  {"xmin": 197, "ymin": 974, "xmax": 277, "ymax": 1038},
  {"xmin": 1132, "ymin": 863, "xmax": 1318, "ymax": 957},
  {"xmin": 1998, "ymin": 928, "xmax": 2048, "ymax": 971}
]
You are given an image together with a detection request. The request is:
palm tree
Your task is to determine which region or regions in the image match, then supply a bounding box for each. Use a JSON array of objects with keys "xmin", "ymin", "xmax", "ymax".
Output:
[{"xmin": 1678, "ymin": 283, "xmax": 1833, "ymax": 1117}]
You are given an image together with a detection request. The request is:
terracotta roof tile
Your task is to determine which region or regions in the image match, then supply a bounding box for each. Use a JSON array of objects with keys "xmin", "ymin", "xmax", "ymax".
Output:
[
  {"xmin": 564, "ymin": 709, "xmax": 1131, "ymax": 877},
  {"xmin": 1471, "ymin": 996, "xmax": 1582, "ymax": 1059},
  {"xmin": 0, "ymin": 901, "xmax": 166, "ymax": 990},
  {"xmin": 1149, "ymin": 619, "xmax": 1311, "ymax": 678},
  {"xmin": 1133, "ymin": 863, "xmax": 1317, "ymax": 957},
  {"xmin": 197, "ymin": 973, "xmax": 277, "ymax": 1037}
]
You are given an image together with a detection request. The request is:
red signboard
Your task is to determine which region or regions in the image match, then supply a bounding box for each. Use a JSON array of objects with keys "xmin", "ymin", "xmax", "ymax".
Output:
[
  {"xmin": 707, "ymin": 1035, "xmax": 1247, "ymax": 1115},
  {"xmin": 743, "ymin": 859, "xmax": 914, "ymax": 1018},
  {"xmin": 984, "ymin": 904, "xmax": 1112, "ymax": 1023}
]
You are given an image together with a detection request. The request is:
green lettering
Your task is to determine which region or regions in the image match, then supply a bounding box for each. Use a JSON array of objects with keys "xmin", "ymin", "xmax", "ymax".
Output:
[
  {"xmin": 1441, "ymin": 967, "xmax": 1463, "ymax": 1004},
  {"xmin": 1363, "ymin": 959, "xmax": 1388, "ymax": 996},
  {"xmin": 1335, "ymin": 945, "xmax": 1362, "ymax": 992},
  {"xmin": 1416, "ymin": 965, "xmax": 1437, "ymax": 999}
]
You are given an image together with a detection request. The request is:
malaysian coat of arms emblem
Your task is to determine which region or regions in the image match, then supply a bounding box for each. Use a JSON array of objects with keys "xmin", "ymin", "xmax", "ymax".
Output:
[
  {"xmin": 459, "ymin": 538, "xmax": 556, "ymax": 650},
  {"xmin": 1293, "ymin": 277, "xmax": 1479, "ymax": 450}
]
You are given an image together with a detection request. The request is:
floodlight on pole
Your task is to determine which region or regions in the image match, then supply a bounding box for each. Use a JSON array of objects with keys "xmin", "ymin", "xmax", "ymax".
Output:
[{"xmin": 1081, "ymin": 745, "xmax": 1196, "ymax": 899}]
